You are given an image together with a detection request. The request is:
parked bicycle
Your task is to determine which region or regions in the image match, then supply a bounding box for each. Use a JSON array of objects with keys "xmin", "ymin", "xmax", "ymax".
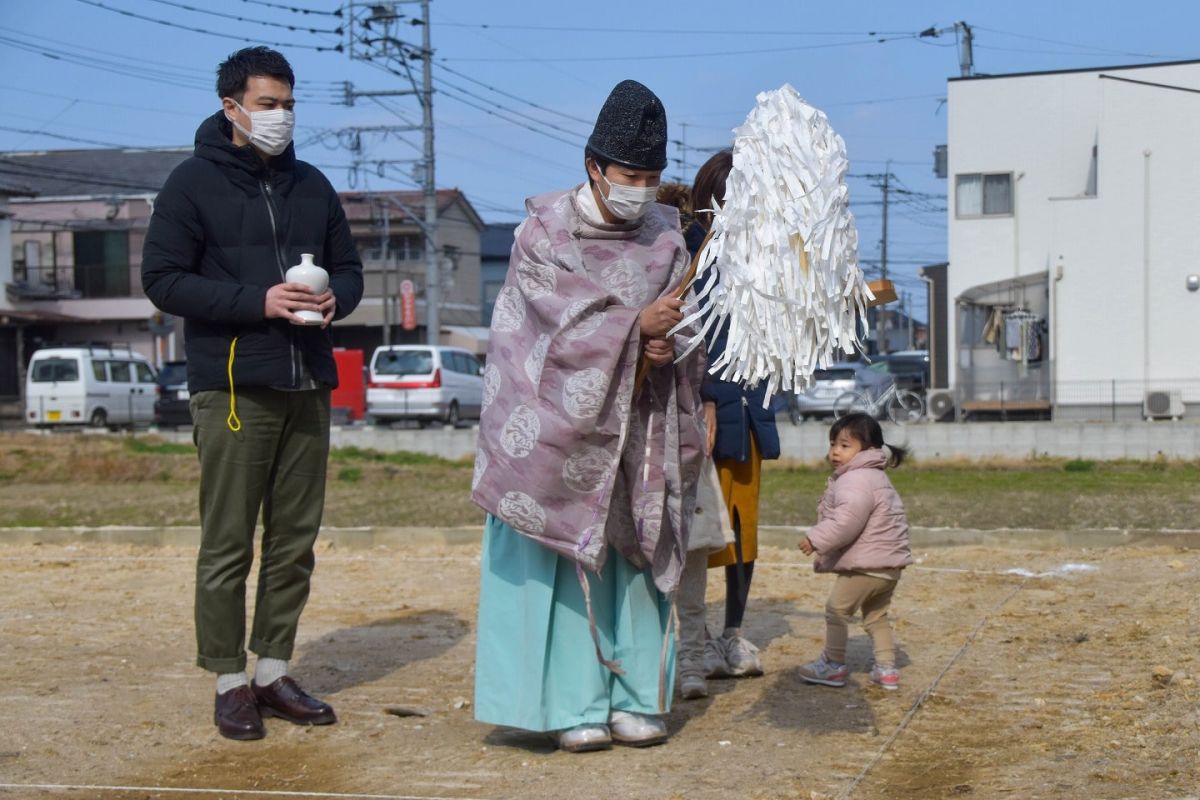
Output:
[{"xmin": 833, "ymin": 382, "xmax": 925, "ymax": 424}]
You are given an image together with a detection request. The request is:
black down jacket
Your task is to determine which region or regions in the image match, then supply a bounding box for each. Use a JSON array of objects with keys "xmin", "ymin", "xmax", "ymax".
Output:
[{"xmin": 142, "ymin": 111, "xmax": 363, "ymax": 392}]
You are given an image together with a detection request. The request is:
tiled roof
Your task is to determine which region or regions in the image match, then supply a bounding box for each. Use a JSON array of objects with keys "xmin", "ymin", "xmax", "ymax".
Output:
[
  {"xmin": 338, "ymin": 189, "xmax": 482, "ymax": 227},
  {"xmin": 0, "ymin": 148, "xmax": 191, "ymax": 198}
]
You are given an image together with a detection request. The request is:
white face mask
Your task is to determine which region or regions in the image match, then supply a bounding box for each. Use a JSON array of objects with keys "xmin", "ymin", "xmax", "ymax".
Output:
[
  {"xmin": 596, "ymin": 170, "xmax": 658, "ymax": 220},
  {"xmin": 227, "ymin": 100, "xmax": 295, "ymax": 157}
]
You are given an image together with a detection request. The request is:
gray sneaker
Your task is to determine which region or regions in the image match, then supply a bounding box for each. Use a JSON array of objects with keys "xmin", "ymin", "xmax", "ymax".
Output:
[
  {"xmin": 703, "ymin": 635, "xmax": 731, "ymax": 679},
  {"xmin": 797, "ymin": 652, "xmax": 848, "ymax": 688},
  {"xmin": 722, "ymin": 631, "xmax": 764, "ymax": 678},
  {"xmin": 678, "ymin": 660, "xmax": 708, "ymax": 700}
]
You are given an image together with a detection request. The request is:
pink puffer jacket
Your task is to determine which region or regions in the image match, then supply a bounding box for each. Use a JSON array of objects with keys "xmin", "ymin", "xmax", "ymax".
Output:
[{"xmin": 806, "ymin": 448, "xmax": 912, "ymax": 573}]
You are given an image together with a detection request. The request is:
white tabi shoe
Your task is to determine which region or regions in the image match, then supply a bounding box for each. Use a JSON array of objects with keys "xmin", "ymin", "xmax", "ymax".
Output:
[
  {"xmin": 556, "ymin": 723, "xmax": 612, "ymax": 753},
  {"xmin": 608, "ymin": 710, "xmax": 668, "ymax": 747}
]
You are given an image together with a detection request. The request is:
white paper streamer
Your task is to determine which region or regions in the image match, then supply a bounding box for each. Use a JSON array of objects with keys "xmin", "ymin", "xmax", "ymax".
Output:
[{"xmin": 675, "ymin": 84, "xmax": 873, "ymax": 407}]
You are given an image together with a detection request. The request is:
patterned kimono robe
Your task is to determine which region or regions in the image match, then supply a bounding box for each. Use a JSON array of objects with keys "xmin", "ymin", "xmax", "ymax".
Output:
[{"xmin": 472, "ymin": 185, "xmax": 706, "ymax": 594}]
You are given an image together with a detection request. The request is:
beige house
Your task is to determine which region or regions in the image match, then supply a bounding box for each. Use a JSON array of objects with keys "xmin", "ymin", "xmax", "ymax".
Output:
[
  {"xmin": 338, "ymin": 189, "xmax": 487, "ymax": 353},
  {"xmin": 0, "ymin": 148, "xmax": 489, "ymax": 406}
]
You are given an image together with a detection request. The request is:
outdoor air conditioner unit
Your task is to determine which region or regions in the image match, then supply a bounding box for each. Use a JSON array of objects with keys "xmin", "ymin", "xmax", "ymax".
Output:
[
  {"xmin": 1143, "ymin": 390, "xmax": 1184, "ymax": 421},
  {"xmin": 926, "ymin": 389, "xmax": 956, "ymax": 422}
]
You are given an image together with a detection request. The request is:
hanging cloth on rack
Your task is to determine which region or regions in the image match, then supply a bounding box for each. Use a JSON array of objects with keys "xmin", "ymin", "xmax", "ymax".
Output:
[{"xmin": 982, "ymin": 306, "xmax": 1004, "ymax": 345}]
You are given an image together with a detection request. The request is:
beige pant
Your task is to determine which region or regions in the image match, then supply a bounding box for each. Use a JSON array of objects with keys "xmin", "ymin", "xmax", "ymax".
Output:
[{"xmin": 824, "ymin": 572, "xmax": 899, "ymax": 666}]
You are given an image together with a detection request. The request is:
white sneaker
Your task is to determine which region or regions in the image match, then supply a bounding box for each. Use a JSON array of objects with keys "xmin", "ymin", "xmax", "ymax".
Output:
[
  {"xmin": 722, "ymin": 630, "xmax": 764, "ymax": 678},
  {"xmin": 556, "ymin": 723, "xmax": 612, "ymax": 753},
  {"xmin": 703, "ymin": 635, "xmax": 731, "ymax": 679},
  {"xmin": 608, "ymin": 710, "xmax": 668, "ymax": 747},
  {"xmin": 678, "ymin": 661, "xmax": 708, "ymax": 700}
]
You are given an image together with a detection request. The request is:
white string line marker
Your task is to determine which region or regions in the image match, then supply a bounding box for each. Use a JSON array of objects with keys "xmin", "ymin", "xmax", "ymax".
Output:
[
  {"xmin": 835, "ymin": 578, "xmax": 1031, "ymax": 800},
  {"xmin": 0, "ymin": 784, "xmax": 492, "ymax": 800}
]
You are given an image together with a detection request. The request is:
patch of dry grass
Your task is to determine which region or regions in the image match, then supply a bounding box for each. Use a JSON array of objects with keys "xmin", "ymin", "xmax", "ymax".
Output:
[{"xmin": 1, "ymin": 433, "xmax": 1197, "ymax": 531}]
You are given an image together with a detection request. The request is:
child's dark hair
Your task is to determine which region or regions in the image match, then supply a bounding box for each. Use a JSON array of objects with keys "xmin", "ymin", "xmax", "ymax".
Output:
[{"xmin": 829, "ymin": 413, "xmax": 908, "ymax": 467}]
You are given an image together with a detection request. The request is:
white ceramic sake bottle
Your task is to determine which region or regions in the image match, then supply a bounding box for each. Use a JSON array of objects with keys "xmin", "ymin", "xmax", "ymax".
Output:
[{"xmin": 285, "ymin": 253, "xmax": 328, "ymax": 325}]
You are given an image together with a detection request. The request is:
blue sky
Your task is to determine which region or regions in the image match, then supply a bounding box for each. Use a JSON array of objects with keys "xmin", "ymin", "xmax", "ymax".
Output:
[{"xmin": 1, "ymin": 0, "xmax": 1196, "ymax": 321}]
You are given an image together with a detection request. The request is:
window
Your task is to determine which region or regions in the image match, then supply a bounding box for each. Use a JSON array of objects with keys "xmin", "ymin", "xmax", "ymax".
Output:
[
  {"xmin": 135, "ymin": 363, "xmax": 156, "ymax": 383},
  {"xmin": 375, "ymin": 349, "xmax": 433, "ymax": 376},
  {"xmin": 955, "ymin": 172, "xmax": 1012, "ymax": 217},
  {"xmin": 108, "ymin": 361, "xmax": 132, "ymax": 382},
  {"xmin": 32, "ymin": 358, "xmax": 80, "ymax": 382},
  {"xmin": 73, "ymin": 231, "xmax": 131, "ymax": 297},
  {"xmin": 92, "ymin": 361, "xmax": 108, "ymax": 381},
  {"xmin": 463, "ymin": 354, "xmax": 482, "ymax": 376}
]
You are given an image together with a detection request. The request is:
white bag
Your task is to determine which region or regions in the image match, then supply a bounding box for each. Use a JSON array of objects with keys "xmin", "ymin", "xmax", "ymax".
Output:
[{"xmin": 688, "ymin": 457, "xmax": 734, "ymax": 553}]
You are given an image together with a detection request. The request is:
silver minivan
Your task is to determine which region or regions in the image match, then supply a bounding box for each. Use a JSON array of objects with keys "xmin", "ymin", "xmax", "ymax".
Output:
[{"xmin": 366, "ymin": 345, "xmax": 483, "ymax": 427}]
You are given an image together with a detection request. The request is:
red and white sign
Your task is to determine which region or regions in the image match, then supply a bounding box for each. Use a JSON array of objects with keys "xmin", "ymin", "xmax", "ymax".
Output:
[{"xmin": 399, "ymin": 280, "xmax": 417, "ymax": 331}]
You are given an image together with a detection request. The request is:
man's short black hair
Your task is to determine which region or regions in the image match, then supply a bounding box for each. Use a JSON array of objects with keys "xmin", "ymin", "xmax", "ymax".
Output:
[
  {"xmin": 216, "ymin": 46, "xmax": 295, "ymax": 101},
  {"xmin": 585, "ymin": 148, "xmax": 612, "ymax": 187}
]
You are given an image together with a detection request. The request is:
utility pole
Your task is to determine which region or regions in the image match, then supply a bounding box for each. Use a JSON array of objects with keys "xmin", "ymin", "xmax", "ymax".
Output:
[
  {"xmin": 378, "ymin": 200, "xmax": 391, "ymax": 346},
  {"xmin": 880, "ymin": 165, "xmax": 890, "ymax": 283},
  {"xmin": 679, "ymin": 122, "xmax": 689, "ymax": 182},
  {"xmin": 879, "ymin": 164, "xmax": 891, "ymax": 354},
  {"xmin": 345, "ymin": 0, "xmax": 439, "ymax": 346},
  {"xmin": 419, "ymin": 0, "xmax": 438, "ymax": 347},
  {"xmin": 957, "ymin": 21, "xmax": 974, "ymax": 78},
  {"xmin": 919, "ymin": 20, "xmax": 974, "ymax": 77}
]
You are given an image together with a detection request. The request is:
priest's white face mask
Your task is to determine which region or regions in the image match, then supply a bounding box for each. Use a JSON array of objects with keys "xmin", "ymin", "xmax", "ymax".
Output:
[{"xmin": 591, "ymin": 162, "xmax": 661, "ymax": 220}]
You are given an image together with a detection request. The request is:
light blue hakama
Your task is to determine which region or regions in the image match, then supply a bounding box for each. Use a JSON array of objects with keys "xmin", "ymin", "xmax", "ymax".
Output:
[{"xmin": 474, "ymin": 515, "xmax": 676, "ymax": 732}]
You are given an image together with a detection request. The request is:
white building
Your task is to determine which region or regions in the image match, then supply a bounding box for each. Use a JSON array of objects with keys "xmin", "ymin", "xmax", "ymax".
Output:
[{"xmin": 945, "ymin": 59, "xmax": 1200, "ymax": 420}]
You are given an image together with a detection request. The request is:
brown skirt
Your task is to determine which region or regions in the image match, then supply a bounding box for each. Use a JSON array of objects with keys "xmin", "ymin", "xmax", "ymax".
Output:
[{"xmin": 707, "ymin": 433, "xmax": 762, "ymax": 568}]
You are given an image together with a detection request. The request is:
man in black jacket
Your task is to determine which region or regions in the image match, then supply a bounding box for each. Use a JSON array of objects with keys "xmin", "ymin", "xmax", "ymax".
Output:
[{"xmin": 142, "ymin": 46, "xmax": 363, "ymax": 741}]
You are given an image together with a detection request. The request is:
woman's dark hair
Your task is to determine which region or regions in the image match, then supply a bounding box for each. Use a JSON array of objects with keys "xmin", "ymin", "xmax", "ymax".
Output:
[
  {"xmin": 829, "ymin": 413, "xmax": 908, "ymax": 467},
  {"xmin": 217, "ymin": 46, "xmax": 295, "ymax": 101},
  {"xmin": 690, "ymin": 149, "xmax": 733, "ymax": 231}
]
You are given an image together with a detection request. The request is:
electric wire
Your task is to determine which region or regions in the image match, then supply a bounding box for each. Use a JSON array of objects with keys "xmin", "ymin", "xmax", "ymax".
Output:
[
  {"xmin": 140, "ymin": 0, "xmax": 342, "ymax": 34},
  {"xmin": 238, "ymin": 0, "xmax": 341, "ymax": 16},
  {"xmin": 433, "ymin": 62, "xmax": 594, "ymax": 125},
  {"xmin": 972, "ymin": 25, "xmax": 1185, "ymax": 60},
  {"xmin": 70, "ymin": 0, "xmax": 344, "ymax": 52},
  {"xmin": 439, "ymin": 33, "xmax": 921, "ymax": 63},
  {"xmin": 437, "ymin": 21, "xmax": 915, "ymax": 37}
]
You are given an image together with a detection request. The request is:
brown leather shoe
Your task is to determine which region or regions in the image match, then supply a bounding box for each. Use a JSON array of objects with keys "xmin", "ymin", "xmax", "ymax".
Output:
[
  {"xmin": 253, "ymin": 676, "xmax": 336, "ymax": 726},
  {"xmin": 214, "ymin": 685, "xmax": 266, "ymax": 740}
]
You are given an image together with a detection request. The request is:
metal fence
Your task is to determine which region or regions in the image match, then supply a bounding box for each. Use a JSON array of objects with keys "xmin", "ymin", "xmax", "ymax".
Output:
[
  {"xmin": 938, "ymin": 377, "xmax": 1200, "ymax": 422},
  {"xmin": 11, "ymin": 263, "xmax": 140, "ymax": 299}
]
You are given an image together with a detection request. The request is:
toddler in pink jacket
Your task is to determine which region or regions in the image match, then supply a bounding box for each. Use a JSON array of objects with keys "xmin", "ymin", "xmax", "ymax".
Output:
[{"xmin": 797, "ymin": 413, "xmax": 913, "ymax": 690}]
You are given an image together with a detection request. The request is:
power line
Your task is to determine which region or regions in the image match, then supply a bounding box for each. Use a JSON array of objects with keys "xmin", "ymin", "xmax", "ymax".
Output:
[
  {"xmin": 0, "ymin": 26, "xmax": 345, "ymax": 88},
  {"xmin": 0, "ymin": 35, "xmax": 212, "ymax": 92},
  {"xmin": 0, "ymin": 125, "xmax": 132, "ymax": 149},
  {"xmin": 438, "ymin": 33, "xmax": 921, "ymax": 63},
  {"xmin": 237, "ymin": 0, "xmax": 342, "ymax": 16},
  {"xmin": 972, "ymin": 25, "xmax": 1184, "ymax": 60},
  {"xmin": 140, "ymin": 0, "xmax": 342, "ymax": 34},
  {"xmin": 71, "ymin": 0, "xmax": 344, "ymax": 52},
  {"xmin": 437, "ymin": 86, "xmax": 580, "ymax": 148},
  {"xmin": 433, "ymin": 62, "xmax": 593, "ymax": 125},
  {"xmin": 434, "ymin": 76, "xmax": 590, "ymax": 139},
  {"xmin": 437, "ymin": 21, "xmax": 916, "ymax": 36}
]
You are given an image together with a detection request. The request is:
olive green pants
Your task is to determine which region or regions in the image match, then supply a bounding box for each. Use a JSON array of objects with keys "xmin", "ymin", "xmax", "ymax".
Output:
[{"xmin": 190, "ymin": 387, "xmax": 331, "ymax": 673}]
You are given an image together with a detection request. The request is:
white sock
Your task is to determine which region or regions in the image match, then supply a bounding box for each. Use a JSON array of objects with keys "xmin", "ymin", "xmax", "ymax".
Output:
[
  {"xmin": 216, "ymin": 671, "xmax": 249, "ymax": 695},
  {"xmin": 254, "ymin": 657, "xmax": 289, "ymax": 687}
]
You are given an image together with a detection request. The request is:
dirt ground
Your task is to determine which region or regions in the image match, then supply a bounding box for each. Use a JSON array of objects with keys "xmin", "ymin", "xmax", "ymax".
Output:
[{"xmin": 0, "ymin": 538, "xmax": 1197, "ymax": 800}]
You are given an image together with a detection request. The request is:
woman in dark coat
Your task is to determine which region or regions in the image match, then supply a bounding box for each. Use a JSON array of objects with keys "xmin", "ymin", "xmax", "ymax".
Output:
[{"xmin": 681, "ymin": 151, "xmax": 781, "ymax": 694}]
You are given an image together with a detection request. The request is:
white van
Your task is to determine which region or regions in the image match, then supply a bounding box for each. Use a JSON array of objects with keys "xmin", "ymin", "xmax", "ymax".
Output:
[
  {"xmin": 366, "ymin": 345, "xmax": 483, "ymax": 427},
  {"xmin": 25, "ymin": 345, "xmax": 157, "ymax": 429}
]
